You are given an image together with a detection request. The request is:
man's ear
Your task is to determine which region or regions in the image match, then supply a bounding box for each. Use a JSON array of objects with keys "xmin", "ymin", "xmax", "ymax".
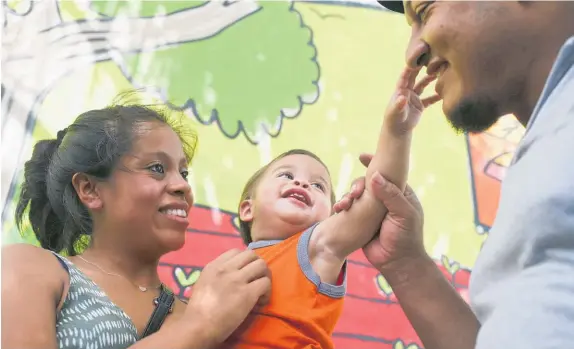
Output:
[
  {"xmin": 239, "ymin": 199, "xmax": 254, "ymax": 223},
  {"xmin": 71, "ymin": 173, "xmax": 103, "ymax": 211}
]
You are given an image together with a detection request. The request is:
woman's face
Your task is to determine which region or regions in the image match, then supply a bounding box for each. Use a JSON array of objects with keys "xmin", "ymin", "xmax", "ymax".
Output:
[{"xmin": 96, "ymin": 121, "xmax": 193, "ymax": 254}]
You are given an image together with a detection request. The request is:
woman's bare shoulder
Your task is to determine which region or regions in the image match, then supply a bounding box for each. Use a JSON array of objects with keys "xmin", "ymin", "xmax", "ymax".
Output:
[{"xmin": 2, "ymin": 243, "xmax": 68, "ymax": 283}]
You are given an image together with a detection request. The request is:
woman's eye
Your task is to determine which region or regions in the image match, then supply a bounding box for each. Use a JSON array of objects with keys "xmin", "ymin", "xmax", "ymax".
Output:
[
  {"xmin": 278, "ymin": 172, "xmax": 293, "ymax": 180},
  {"xmin": 149, "ymin": 164, "xmax": 165, "ymax": 174}
]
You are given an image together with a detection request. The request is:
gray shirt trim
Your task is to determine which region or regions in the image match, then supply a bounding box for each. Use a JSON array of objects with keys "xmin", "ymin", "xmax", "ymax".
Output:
[{"xmin": 248, "ymin": 224, "xmax": 347, "ymax": 298}]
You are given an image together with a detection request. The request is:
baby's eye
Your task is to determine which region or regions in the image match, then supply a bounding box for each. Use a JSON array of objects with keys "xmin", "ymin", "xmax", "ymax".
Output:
[
  {"xmin": 312, "ymin": 182, "xmax": 324, "ymax": 191},
  {"xmin": 278, "ymin": 172, "xmax": 293, "ymax": 180},
  {"xmin": 181, "ymin": 169, "xmax": 189, "ymax": 180}
]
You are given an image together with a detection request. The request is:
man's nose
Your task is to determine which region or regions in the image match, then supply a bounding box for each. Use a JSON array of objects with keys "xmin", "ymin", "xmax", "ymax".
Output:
[{"xmin": 406, "ymin": 32, "xmax": 431, "ymax": 68}]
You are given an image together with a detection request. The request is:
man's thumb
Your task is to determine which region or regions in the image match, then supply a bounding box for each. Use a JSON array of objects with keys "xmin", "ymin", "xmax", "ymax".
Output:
[{"xmin": 370, "ymin": 172, "xmax": 409, "ymax": 214}]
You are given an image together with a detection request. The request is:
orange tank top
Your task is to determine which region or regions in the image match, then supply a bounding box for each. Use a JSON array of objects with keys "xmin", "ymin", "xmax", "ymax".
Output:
[{"xmin": 221, "ymin": 224, "xmax": 347, "ymax": 349}]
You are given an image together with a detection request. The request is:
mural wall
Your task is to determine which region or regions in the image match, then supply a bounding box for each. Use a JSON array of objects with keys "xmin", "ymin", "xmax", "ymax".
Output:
[{"xmin": 1, "ymin": 1, "xmax": 524, "ymax": 348}]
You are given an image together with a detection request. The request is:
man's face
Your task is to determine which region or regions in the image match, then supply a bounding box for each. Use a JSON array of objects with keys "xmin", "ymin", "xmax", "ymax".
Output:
[{"xmin": 403, "ymin": 1, "xmax": 534, "ymax": 133}]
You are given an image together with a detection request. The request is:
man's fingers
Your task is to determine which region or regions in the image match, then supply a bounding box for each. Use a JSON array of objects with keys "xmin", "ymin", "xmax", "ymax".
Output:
[{"xmin": 359, "ymin": 153, "xmax": 373, "ymax": 168}]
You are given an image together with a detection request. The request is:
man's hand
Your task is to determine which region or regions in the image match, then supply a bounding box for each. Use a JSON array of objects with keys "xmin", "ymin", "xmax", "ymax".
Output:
[
  {"xmin": 334, "ymin": 153, "xmax": 427, "ymax": 273},
  {"xmin": 332, "ymin": 154, "xmax": 372, "ymax": 213}
]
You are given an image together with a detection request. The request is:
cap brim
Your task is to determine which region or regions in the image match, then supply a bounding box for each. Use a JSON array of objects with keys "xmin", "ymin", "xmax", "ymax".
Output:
[{"xmin": 377, "ymin": 1, "xmax": 405, "ymax": 14}]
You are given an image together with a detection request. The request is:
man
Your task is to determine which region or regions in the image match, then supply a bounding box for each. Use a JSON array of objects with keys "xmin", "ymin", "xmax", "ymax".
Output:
[{"xmin": 335, "ymin": 1, "xmax": 574, "ymax": 349}]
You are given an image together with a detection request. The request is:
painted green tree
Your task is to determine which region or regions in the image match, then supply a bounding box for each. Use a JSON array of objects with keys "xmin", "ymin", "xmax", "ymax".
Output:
[
  {"xmin": 2, "ymin": 0, "xmax": 320, "ymax": 244},
  {"xmin": 91, "ymin": 0, "xmax": 320, "ymax": 142}
]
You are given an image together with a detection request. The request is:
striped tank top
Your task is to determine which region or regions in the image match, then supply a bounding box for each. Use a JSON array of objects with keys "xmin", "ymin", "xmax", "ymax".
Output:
[{"xmin": 53, "ymin": 254, "xmax": 138, "ymax": 349}]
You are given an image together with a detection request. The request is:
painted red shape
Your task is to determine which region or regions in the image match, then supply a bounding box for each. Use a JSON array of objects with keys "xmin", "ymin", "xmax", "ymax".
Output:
[{"xmin": 466, "ymin": 117, "xmax": 523, "ymax": 232}]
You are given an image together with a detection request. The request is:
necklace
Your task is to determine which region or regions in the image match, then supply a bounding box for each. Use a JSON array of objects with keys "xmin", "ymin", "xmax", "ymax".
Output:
[{"xmin": 77, "ymin": 255, "xmax": 162, "ymax": 292}]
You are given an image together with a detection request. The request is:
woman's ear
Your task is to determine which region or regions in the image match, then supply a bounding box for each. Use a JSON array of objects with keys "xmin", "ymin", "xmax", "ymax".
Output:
[
  {"xmin": 72, "ymin": 173, "xmax": 103, "ymax": 211},
  {"xmin": 239, "ymin": 199, "xmax": 254, "ymax": 223}
]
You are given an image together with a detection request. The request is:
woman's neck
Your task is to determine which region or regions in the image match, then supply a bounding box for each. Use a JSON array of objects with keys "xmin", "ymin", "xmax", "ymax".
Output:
[{"xmin": 80, "ymin": 242, "xmax": 161, "ymax": 287}]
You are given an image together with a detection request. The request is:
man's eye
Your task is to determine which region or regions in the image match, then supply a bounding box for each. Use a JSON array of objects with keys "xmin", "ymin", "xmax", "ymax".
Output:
[{"xmin": 415, "ymin": 2, "xmax": 433, "ymax": 23}]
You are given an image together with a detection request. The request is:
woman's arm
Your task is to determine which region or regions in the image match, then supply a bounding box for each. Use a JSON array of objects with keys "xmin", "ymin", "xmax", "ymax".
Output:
[
  {"xmin": 2, "ymin": 244, "xmax": 66, "ymax": 349},
  {"xmin": 2, "ymin": 245, "xmax": 270, "ymax": 349}
]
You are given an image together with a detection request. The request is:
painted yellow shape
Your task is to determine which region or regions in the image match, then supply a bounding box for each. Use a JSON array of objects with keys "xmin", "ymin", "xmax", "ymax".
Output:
[
  {"xmin": 441, "ymin": 255, "xmax": 460, "ymax": 275},
  {"xmin": 376, "ymin": 274, "xmax": 393, "ymax": 296},
  {"xmin": 492, "ymin": 152, "xmax": 514, "ymax": 168},
  {"xmin": 174, "ymin": 267, "xmax": 201, "ymax": 288}
]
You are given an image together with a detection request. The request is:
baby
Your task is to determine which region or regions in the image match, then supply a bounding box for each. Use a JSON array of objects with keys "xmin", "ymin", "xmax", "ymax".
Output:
[{"xmin": 223, "ymin": 68, "xmax": 438, "ymax": 349}]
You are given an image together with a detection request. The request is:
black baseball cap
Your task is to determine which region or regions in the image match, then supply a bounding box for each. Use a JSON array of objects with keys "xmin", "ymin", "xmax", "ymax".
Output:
[{"xmin": 377, "ymin": 1, "xmax": 405, "ymax": 14}]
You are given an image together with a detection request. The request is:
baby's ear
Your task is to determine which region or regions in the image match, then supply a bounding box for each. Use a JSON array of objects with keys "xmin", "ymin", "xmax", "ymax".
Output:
[{"xmin": 239, "ymin": 199, "xmax": 254, "ymax": 223}]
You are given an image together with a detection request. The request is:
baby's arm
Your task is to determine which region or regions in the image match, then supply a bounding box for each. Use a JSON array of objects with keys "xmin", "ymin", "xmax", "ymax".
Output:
[{"xmin": 309, "ymin": 68, "xmax": 439, "ymax": 284}]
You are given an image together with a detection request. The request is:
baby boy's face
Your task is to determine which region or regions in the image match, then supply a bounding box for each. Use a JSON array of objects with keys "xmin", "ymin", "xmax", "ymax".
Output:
[{"xmin": 253, "ymin": 154, "xmax": 334, "ymax": 235}]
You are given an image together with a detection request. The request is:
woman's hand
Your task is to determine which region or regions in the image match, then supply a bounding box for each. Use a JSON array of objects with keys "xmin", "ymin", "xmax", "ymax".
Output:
[{"xmin": 184, "ymin": 249, "xmax": 271, "ymax": 347}]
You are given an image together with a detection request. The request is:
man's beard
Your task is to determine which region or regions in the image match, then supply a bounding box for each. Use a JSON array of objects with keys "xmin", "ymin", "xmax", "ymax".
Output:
[{"xmin": 447, "ymin": 96, "xmax": 501, "ymax": 134}]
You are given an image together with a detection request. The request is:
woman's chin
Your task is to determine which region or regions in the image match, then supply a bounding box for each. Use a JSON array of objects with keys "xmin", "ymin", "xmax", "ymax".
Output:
[{"xmin": 156, "ymin": 228, "xmax": 187, "ymax": 252}]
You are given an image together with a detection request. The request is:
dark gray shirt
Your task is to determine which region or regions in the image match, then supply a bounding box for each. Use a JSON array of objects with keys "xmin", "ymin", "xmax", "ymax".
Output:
[{"xmin": 54, "ymin": 254, "xmax": 138, "ymax": 349}]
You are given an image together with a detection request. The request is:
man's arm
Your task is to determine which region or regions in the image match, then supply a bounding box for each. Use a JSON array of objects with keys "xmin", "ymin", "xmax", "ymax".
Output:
[
  {"xmin": 385, "ymin": 254, "xmax": 480, "ymax": 349},
  {"xmin": 349, "ymin": 171, "xmax": 480, "ymax": 349}
]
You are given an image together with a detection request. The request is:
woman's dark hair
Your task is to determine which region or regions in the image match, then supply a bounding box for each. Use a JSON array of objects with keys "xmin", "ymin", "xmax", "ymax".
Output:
[{"xmin": 15, "ymin": 98, "xmax": 197, "ymax": 256}]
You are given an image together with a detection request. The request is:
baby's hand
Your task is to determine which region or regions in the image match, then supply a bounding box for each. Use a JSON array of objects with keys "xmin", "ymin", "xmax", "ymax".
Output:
[{"xmin": 384, "ymin": 67, "xmax": 440, "ymax": 135}]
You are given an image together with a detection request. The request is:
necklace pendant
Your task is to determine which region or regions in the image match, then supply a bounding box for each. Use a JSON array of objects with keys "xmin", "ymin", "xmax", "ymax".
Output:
[{"xmin": 138, "ymin": 286, "xmax": 148, "ymax": 292}]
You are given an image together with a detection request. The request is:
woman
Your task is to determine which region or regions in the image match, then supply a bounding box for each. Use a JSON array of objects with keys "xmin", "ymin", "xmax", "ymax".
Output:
[{"xmin": 1, "ymin": 103, "xmax": 271, "ymax": 349}]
